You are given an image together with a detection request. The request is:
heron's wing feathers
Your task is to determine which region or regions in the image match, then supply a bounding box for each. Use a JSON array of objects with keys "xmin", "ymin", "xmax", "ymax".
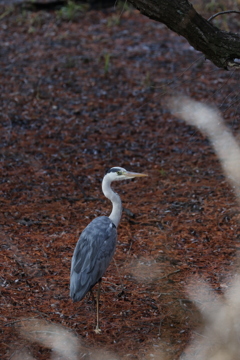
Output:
[{"xmin": 70, "ymin": 216, "xmax": 117, "ymax": 302}]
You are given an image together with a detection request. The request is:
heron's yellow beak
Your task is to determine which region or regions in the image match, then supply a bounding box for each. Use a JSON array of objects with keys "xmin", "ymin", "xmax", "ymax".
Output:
[{"xmin": 124, "ymin": 171, "xmax": 148, "ymax": 178}]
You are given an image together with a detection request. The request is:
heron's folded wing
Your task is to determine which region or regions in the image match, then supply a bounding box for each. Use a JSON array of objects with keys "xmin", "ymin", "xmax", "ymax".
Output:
[{"xmin": 70, "ymin": 216, "xmax": 117, "ymax": 301}]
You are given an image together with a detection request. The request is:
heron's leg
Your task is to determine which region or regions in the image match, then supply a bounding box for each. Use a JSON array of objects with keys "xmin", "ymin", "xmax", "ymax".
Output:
[
  {"xmin": 89, "ymin": 289, "xmax": 96, "ymax": 305},
  {"xmin": 94, "ymin": 279, "xmax": 102, "ymax": 334}
]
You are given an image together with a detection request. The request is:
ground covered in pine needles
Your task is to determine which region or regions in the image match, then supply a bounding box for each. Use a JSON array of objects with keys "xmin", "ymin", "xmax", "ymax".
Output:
[{"xmin": 0, "ymin": 3, "xmax": 240, "ymax": 360}]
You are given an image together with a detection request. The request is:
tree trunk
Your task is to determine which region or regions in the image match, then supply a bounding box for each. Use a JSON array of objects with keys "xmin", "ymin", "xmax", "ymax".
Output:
[{"xmin": 127, "ymin": 0, "xmax": 240, "ymax": 70}]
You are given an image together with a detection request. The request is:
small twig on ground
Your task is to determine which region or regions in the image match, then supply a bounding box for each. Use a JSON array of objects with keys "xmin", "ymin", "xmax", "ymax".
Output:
[
  {"xmin": 113, "ymin": 258, "xmax": 125, "ymax": 290},
  {"xmin": 4, "ymin": 317, "xmax": 39, "ymax": 327},
  {"xmin": 158, "ymin": 269, "xmax": 181, "ymax": 280}
]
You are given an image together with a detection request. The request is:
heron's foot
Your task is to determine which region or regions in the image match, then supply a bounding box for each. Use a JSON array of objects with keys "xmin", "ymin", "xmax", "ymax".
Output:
[{"xmin": 94, "ymin": 326, "xmax": 101, "ymax": 334}]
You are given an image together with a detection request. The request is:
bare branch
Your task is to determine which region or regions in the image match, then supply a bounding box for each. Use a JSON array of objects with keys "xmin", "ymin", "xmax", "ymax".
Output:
[{"xmin": 208, "ymin": 10, "xmax": 240, "ymax": 22}]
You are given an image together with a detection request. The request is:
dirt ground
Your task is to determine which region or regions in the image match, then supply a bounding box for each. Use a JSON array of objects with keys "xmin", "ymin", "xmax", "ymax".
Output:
[{"xmin": 0, "ymin": 4, "xmax": 240, "ymax": 360}]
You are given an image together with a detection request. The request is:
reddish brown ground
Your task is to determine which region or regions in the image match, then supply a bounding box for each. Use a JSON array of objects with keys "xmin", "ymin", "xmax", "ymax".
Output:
[{"xmin": 0, "ymin": 4, "xmax": 240, "ymax": 360}]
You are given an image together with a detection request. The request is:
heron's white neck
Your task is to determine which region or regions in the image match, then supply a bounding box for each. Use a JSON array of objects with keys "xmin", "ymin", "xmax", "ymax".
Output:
[{"xmin": 102, "ymin": 176, "xmax": 122, "ymax": 227}]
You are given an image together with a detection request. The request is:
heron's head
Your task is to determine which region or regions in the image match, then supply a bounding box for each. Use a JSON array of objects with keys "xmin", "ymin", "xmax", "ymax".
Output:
[{"xmin": 105, "ymin": 167, "xmax": 148, "ymax": 181}]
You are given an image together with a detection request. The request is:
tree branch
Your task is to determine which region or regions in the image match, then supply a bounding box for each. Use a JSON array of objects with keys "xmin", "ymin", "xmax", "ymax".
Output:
[
  {"xmin": 208, "ymin": 10, "xmax": 240, "ymax": 23},
  {"xmin": 127, "ymin": 0, "xmax": 240, "ymax": 70}
]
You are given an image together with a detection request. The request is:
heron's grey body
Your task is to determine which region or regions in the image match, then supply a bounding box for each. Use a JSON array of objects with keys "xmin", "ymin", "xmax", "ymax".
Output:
[{"xmin": 70, "ymin": 216, "xmax": 117, "ymax": 302}]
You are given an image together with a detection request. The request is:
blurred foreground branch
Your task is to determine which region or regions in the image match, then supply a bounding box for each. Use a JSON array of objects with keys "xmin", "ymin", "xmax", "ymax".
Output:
[
  {"xmin": 183, "ymin": 276, "xmax": 240, "ymax": 360},
  {"xmin": 168, "ymin": 96, "xmax": 240, "ymax": 202},
  {"xmin": 12, "ymin": 318, "xmax": 119, "ymax": 360}
]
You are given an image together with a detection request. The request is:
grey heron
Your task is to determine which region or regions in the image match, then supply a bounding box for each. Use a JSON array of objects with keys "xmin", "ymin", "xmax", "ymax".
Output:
[{"xmin": 70, "ymin": 166, "xmax": 147, "ymax": 333}]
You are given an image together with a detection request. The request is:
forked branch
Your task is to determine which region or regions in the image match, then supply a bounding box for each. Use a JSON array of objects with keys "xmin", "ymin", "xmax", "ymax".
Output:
[{"xmin": 127, "ymin": 0, "xmax": 240, "ymax": 70}]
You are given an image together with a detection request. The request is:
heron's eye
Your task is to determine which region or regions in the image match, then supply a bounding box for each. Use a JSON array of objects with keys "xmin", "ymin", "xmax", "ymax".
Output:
[{"xmin": 117, "ymin": 171, "xmax": 122, "ymax": 175}]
